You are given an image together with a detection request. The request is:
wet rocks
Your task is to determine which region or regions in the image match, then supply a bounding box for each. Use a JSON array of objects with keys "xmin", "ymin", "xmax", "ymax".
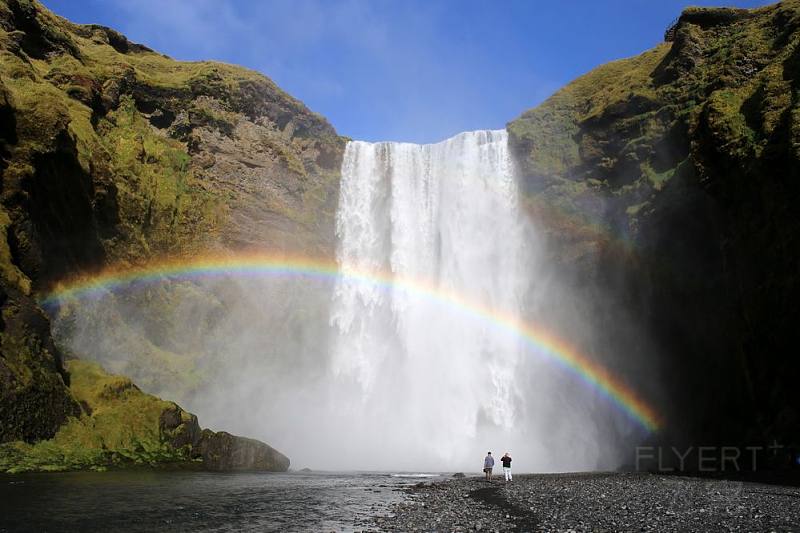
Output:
[
  {"xmin": 196, "ymin": 430, "xmax": 290, "ymax": 472},
  {"xmin": 378, "ymin": 476, "xmax": 518, "ymax": 532},
  {"xmin": 160, "ymin": 389, "xmax": 291, "ymax": 472},
  {"xmin": 376, "ymin": 472, "xmax": 800, "ymax": 532}
]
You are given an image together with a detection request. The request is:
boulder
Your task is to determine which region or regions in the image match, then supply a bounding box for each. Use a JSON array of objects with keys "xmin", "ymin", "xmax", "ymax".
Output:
[{"xmin": 197, "ymin": 429, "xmax": 290, "ymax": 472}]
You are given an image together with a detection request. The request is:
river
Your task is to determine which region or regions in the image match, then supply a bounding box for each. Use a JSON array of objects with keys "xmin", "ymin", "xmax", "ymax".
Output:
[{"xmin": 0, "ymin": 470, "xmax": 439, "ymax": 532}]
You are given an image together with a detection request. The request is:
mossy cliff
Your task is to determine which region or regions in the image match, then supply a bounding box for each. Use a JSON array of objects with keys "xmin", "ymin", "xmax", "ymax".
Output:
[
  {"xmin": 0, "ymin": 0, "xmax": 343, "ymax": 274},
  {"xmin": 0, "ymin": 360, "xmax": 289, "ymax": 473},
  {"xmin": 0, "ymin": 0, "xmax": 341, "ymax": 470},
  {"xmin": 508, "ymin": 2, "xmax": 800, "ymax": 452}
]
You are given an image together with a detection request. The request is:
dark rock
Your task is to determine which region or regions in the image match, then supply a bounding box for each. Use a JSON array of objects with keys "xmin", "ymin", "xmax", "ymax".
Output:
[
  {"xmin": 378, "ymin": 474, "xmax": 800, "ymax": 531},
  {"xmin": 75, "ymin": 24, "xmax": 153, "ymax": 55},
  {"xmin": 1, "ymin": 0, "xmax": 81, "ymax": 60},
  {"xmin": 508, "ymin": 0, "xmax": 800, "ymax": 453},
  {"xmin": 9, "ymin": 130, "xmax": 108, "ymax": 282},
  {"xmin": 678, "ymin": 6, "xmax": 754, "ymax": 29},
  {"xmin": 452, "ymin": 472, "xmax": 466, "ymax": 478},
  {"xmin": 158, "ymin": 403, "xmax": 201, "ymax": 450},
  {"xmin": 0, "ymin": 282, "xmax": 81, "ymax": 443},
  {"xmin": 197, "ymin": 429, "xmax": 289, "ymax": 472}
]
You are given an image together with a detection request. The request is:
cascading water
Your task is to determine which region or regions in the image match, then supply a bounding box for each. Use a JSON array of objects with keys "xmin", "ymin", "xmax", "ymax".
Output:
[
  {"xmin": 329, "ymin": 130, "xmax": 532, "ymax": 470},
  {"xmin": 50, "ymin": 129, "xmax": 645, "ymax": 474}
]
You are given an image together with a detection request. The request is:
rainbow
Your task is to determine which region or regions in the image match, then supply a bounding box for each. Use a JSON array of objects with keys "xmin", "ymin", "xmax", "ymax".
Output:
[{"xmin": 40, "ymin": 252, "xmax": 663, "ymax": 433}]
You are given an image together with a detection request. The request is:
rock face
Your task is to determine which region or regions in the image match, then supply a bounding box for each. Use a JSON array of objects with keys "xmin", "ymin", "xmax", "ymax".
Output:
[
  {"xmin": 0, "ymin": 0, "xmax": 342, "ymax": 470},
  {"xmin": 0, "ymin": 0, "xmax": 344, "ymax": 275},
  {"xmin": 160, "ymin": 395, "xmax": 290, "ymax": 473},
  {"xmin": 0, "ymin": 282, "xmax": 81, "ymax": 443},
  {"xmin": 508, "ymin": 2, "xmax": 800, "ymax": 451},
  {"xmin": 198, "ymin": 430, "xmax": 290, "ymax": 472}
]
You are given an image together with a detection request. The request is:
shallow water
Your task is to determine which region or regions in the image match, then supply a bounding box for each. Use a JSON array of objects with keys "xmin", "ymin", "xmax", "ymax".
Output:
[{"xmin": 0, "ymin": 470, "xmax": 433, "ymax": 532}]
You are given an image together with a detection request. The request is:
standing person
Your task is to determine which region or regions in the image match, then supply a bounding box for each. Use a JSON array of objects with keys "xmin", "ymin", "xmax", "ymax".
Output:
[
  {"xmin": 483, "ymin": 452, "xmax": 495, "ymax": 481},
  {"xmin": 501, "ymin": 452, "xmax": 512, "ymax": 483}
]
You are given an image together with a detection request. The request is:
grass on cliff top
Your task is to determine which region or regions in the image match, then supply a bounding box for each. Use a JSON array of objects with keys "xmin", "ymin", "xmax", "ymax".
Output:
[
  {"xmin": 507, "ymin": 0, "xmax": 800, "ymax": 247},
  {"xmin": 508, "ymin": 44, "xmax": 671, "ymax": 178},
  {"xmin": 509, "ymin": 1, "xmax": 800, "ymax": 179},
  {"xmin": 5, "ymin": 0, "xmax": 288, "ymax": 97},
  {"xmin": 3, "ymin": 0, "xmax": 344, "ymax": 264},
  {"xmin": 0, "ymin": 360, "xmax": 192, "ymax": 473}
]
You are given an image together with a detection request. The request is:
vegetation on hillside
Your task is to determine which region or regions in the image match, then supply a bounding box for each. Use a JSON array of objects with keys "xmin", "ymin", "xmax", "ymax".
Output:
[
  {"xmin": 508, "ymin": 2, "xmax": 800, "ymax": 453},
  {"xmin": 0, "ymin": 360, "xmax": 200, "ymax": 473},
  {"xmin": 0, "ymin": 0, "xmax": 335, "ymax": 469}
]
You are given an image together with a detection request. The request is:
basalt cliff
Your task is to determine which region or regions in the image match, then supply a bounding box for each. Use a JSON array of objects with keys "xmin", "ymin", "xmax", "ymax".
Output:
[
  {"xmin": 509, "ymin": 2, "xmax": 800, "ymax": 463},
  {"xmin": 0, "ymin": 0, "xmax": 344, "ymax": 471}
]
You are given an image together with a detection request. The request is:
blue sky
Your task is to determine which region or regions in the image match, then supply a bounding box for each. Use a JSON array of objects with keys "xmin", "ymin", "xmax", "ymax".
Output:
[{"xmin": 43, "ymin": 0, "xmax": 772, "ymax": 143}]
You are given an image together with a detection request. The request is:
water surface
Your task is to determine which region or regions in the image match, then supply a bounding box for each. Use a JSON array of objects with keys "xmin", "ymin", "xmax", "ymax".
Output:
[{"xmin": 0, "ymin": 470, "xmax": 431, "ymax": 532}]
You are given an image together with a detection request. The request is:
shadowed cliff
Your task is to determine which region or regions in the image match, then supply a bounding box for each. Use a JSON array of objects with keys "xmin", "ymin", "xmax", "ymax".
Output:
[
  {"xmin": 508, "ymin": 1, "xmax": 800, "ymax": 463},
  {"xmin": 3, "ymin": 0, "xmax": 800, "ymax": 474}
]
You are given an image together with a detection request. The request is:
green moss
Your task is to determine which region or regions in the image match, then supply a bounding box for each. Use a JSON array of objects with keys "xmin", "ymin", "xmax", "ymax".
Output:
[
  {"xmin": 0, "ymin": 0, "xmax": 340, "ymax": 459},
  {"xmin": 0, "ymin": 360, "xmax": 194, "ymax": 473},
  {"xmin": 700, "ymin": 88, "xmax": 763, "ymax": 164},
  {"xmin": 0, "ymin": 210, "xmax": 31, "ymax": 294},
  {"xmin": 189, "ymin": 101, "xmax": 237, "ymax": 136},
  {"xmin": 1, "ymin": 0, "xmax": 341, "ymax": 267},
  {"xmin": 508, "ymin": 0, "xmax": 800, "ymax": 244},
  {"xmin": 50, "ymin": 281, "xmax": 221, "ymax": 401},
  {"xmin": 508, "ymin": 44, "xmax": 671, "ymax": 178},
  {"xmin": 96, "ymin": 95, "xmax": 221, "ymax": 255},
  {"xmin": 625, "ymin": 201, "xmax": 649, "ymax": 216},
  {"xmin": 642, "ymin": 162, "xmax": 676, "ymax": 191}
]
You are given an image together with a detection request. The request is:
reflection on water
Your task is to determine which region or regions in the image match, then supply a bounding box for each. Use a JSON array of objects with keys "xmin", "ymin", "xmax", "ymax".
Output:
[{"xmin": 0, "ymin": 470, "xmax": 431, "ymax": 532}]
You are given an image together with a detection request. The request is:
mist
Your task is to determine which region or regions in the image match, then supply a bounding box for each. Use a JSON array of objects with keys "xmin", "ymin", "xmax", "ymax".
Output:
[{"xmin": 50, "ymin": 129, "xmax": 657, "ymax": 473}]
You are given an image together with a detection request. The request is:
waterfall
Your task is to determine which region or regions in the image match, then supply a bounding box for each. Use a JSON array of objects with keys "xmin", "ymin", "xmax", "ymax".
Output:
[
  {"xmin": 329, "ymin": 130, "xmax": 531, "ymax": 469},
  {"xmin": 47, "ymin": 127, "xmax": 637, "ymax": 471}
]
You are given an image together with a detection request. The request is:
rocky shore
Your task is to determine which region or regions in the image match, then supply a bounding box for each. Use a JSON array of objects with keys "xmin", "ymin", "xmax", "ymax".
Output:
[{"xmin": 375, "ymin": 472, "xmax": 800, "ymax": 532}]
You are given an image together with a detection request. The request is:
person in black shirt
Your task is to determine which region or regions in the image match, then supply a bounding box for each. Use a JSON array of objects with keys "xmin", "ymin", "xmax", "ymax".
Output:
[{"xmin": 501, "ymin": 452, "xmax": 512, "ymax": 482}]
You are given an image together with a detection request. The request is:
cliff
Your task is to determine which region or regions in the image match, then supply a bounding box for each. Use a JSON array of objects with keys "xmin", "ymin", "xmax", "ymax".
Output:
[
  {"xmin": 508, "ymin": 2, "xmax": 800, "ymax": 453},
  {"xmin": 0, "ymin": 0, "xmax": 343, "ymax": 470},
  {"xmin": 1, "ymin": 360, "xmax": 289, "ymax": 473}
]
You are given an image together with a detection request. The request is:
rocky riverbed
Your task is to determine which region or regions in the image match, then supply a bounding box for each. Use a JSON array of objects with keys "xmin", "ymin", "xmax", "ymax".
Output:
[{"xmin": 374, "ymin": 472, "xmax": 800, "ymax": 532}]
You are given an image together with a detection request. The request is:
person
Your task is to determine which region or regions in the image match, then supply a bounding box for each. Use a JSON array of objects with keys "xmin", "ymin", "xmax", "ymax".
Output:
[
  {"xmin": 483, "ymin": 451, "xmax": 495, "ymax": 481},
  {"xmin": 501, "ymin": 452, "xmax": 512, "ymax": 482}
]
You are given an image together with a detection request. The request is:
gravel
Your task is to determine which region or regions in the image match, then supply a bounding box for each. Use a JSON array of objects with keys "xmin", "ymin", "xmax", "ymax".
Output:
[{"xmin": 373, "ymin": 472, "xmax": 800, "ymax": 532}]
